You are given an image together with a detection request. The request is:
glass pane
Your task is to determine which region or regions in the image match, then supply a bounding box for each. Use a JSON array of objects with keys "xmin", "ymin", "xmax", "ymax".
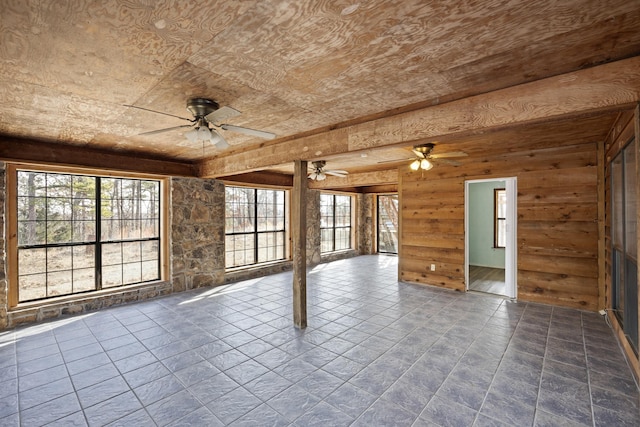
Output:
[
  {"xmin": 612, "ymin": 155, "xmax": 624, "ymax": 248},
  {"xmin": 123, "ymin": 263, "xmax": 142, "ymax": 285},
  {"xmin": 73, "ymin": 268, "xmax": 95, "ymax": 292},
  {"xmin": 624, "ymin": 141, "xmax": 637, "ymax": 260},
  {"xmin": 102, "ymin": 265, "xmax": 122, "ymax": 288},
  {"xmin": 17, "ymin": 196, "xmax": 46, "ymax": 222},
  {"xmin": 497, "ymin": 219, "xmax": 507, "ymax": 247},
  {"xmin": 141, "ymin": 219, "xmax": 159, "ymax": 238},
  {"xmin": 17, "ymin": 171, "xmax": 46, "ymax": 197},
  {"xmin": 72, "ymin": 220, "xmax": 95, "ymax": 243},
  {"xmin": 18, "ymin": 248, "xmax": 46, "ymax": 275},
  {"xmin": 17, "ymin": 221, "xmax": 46, "ymax": 246},
  {"xmin": 122, "ymin": 220, "xmax": 142, "ymax": 239},
  {"xmin": 47, "ymin": 197, "xmax": 72, "ymax": 221},
  {"xmin": 496, "ymin": 190, "xmax": 507, "ymax": 218},
  {"xmin": 47, "ymin": 270, "xmax": 73, "ymax": 297},
  {"xmin": 141, "ymin": 241, "xmax": 159, "ymax": 261},
  {"xmin": 19, "ymin": 274, "xmax": 46, "ymax": 302},
  {"xmin": 335, "ymin": 227, "xmax": 351, "ymax": 251},
  {"xmin": 321, "ymin": 229, "xmax": 334, "ymax": 253},
  {"xmin": 102, "ymin": 243, "xmax": 122, "ymax": 266},
  {"xmin": 73, "ymin": 245, "xmax": 95, "ymax": 269},
  {"xmin": 123, "ymin": 242, "xmax": 141, "ymax": 262},
  {"xmin": 47, "ymin": 247, "xmax": 72, "ymax": 272},
  {"xmin": 142, "ymin": 260, "xmax": 159, "ymax": 281},
  {"xmin": 101, "ymin": 219, "xmax": 121, "ymax": 241},
  {"xmin": 46, "ymin": 174, "xmax": 71, "ymax": 198},
  {"xmin": 47, "ymin": 221, "xmax": 72, "ymax": 244},
  {"xmin": 72, "ymin": 198, "xmax": 95, "ymax": 221}
]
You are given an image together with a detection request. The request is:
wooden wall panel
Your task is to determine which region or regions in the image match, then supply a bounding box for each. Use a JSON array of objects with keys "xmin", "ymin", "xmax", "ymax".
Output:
[{"xmin": 400, "ymin": 140, "xmax": 601, "ymax": 310}]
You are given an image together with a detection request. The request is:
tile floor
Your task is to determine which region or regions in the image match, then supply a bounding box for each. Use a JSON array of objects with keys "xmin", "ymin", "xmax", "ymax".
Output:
[{"xmin": 0, "ymin": 255, "xmax": 639, "ymax": 426}]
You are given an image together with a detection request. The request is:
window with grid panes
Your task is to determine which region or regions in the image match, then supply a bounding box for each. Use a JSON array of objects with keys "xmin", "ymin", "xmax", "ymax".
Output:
[
  {"xmin": 14, "ymin": 168, "xmax": 161, "ymax": 303},
  {"xmin": 225, "ymin": 186, "xmax": 286, "ymax": 268},
  {"xmin": 320, "ymin": 193, "xmax": 352, "ymax": 253}
]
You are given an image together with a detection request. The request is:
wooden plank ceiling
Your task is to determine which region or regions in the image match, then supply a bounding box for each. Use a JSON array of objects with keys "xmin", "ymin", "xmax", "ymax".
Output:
[{"xmin": 1, "ymin": 1, "xmax": 639, "ymax": 186}]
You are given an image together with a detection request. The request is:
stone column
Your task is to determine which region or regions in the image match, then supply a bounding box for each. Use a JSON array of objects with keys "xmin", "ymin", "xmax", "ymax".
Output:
[{"xmin": 171, "ymin": 177, "xmax": 225, "ymax": 292}]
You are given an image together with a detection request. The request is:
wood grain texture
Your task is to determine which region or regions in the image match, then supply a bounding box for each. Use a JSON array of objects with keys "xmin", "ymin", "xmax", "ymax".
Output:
[
  {"xmin": 200, "ymin": 57, "xmax": 640, "ymax": 177},
  {"xmin": 292, "ymin": 160, "xmax": 307, "ymax": 329},
  {"xmin": 400, "ymin": 133, "xmax": 602, "ymax": 310}
]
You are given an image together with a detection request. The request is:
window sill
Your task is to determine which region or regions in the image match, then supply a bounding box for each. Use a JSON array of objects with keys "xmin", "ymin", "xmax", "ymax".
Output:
[{"xmin": 9, "ymin": 280, "xmax": 171, "ymax": 313}]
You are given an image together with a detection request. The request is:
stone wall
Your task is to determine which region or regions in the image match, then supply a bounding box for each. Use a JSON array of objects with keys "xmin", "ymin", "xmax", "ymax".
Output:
[
  {"xmin": 358, "ymin": 193, "xmax": 375, "ymax": 255},
  {"xmin": 306, "ymin": 189, "xmax": 322, "ymax": 266},
  {"xmin": 171, "ymin": 177, "xmax": 225, "ymax": 291}
]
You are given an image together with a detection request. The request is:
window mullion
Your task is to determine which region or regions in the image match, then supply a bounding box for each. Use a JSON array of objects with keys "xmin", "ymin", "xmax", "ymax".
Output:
[{"xmin": 95, "ymin": 177, "xmax": 102, "ymax": 290}]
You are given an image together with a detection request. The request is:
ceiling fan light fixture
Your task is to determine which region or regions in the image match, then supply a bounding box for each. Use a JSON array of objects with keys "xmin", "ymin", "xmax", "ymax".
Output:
[
  {"xmin": 185, "ymin": 128, "xmax": 199, "ymax": 142},
  {"xmin": 420, "ymin": 159, "xmax": 433, "ymax": 170},
  {"xmin": 316, "ymin": 172, "xmax": 326, "ymax": 181},
  {"xmin": 210, "ymin": 130, "xmax": 230, "ymax": 149},
  {"xmin": 410, "ymin": 159, "xmax": 420, "ymax": 171},
  {"xmin": 197, "ymin": 126, "xmax": 211, "ymax": 140}
]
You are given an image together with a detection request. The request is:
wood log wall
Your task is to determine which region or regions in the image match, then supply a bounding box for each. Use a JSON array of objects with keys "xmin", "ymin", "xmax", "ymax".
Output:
[{"xmin": 399, "ymin": 124, "xmax": 606, "ymax": 310}]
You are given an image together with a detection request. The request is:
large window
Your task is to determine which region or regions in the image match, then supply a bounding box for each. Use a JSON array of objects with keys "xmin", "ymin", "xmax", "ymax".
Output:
[
  {"xmin": 611, "ymin": 138, "xmax": 638, "ymax": 353},
  {"xmin": 320, "ymin": 194, "xmax": 352, "ymax": 253},
  {"xmin": 225, "ymin": 186, "xmax": 286, "ymax": 268},
  {"xmin": 12, "ymin": 168, "xmax": 162, "ymax": 303}
]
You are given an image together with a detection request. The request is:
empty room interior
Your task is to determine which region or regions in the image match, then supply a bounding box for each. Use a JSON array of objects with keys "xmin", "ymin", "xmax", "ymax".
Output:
[{"xmin": 1, "ymin": 1, "xmax": 640, "ymax": 426}]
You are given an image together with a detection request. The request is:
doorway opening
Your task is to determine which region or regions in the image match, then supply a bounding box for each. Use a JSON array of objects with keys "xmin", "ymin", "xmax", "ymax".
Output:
[
  {"xmin": 377, "ymin": 194, "xmax": 398, "ymax": 254},
  {"xmin": 465, "ymin": 178, "xmax": 517, "ymax": 298}
]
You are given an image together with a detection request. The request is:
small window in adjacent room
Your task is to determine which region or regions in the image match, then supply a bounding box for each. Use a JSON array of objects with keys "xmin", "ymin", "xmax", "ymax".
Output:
[
  {"xmin": 225, "ymin": 186, "xmax": 287, "ymax": 268},
  {"xmin": 9, "ymin": 166, "xmax": 164, "ymax": 304},
  {"xmin": 494, "ymin": 188, "xmax": 506, "ymax": 248},
  {"xmin": 320, "ymin": 193, "xmax": 352, "ymax": 253}
]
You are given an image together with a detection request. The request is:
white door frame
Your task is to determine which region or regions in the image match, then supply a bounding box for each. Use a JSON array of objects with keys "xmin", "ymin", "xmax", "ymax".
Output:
[{"xmin": 464, "ymin": 177, "xmax": 518, "ymax": 299}]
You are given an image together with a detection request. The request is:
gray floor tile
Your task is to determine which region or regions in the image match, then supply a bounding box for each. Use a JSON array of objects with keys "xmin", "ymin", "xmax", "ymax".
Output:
[
  {"xmin": 244, "ymin": 371, "xmax": 292, "ymax": 401},
  {"xmin": 133, "ymin": 374, "xmax": 185, "ymax": 406},
  {"xmin": 266, "ymin": 384, "xmax": 321, "ymax": 422},
  {"xmin": 207, "ymin": 386, "xmax": 262, "ymax": 424},
  {"xmin": 292, "ymin": 401, "xmax": 353, "ymax": 427},
  {"xmin": 3, "ymin": 256, "xmax": 638, "ymax": 426},
  {"xmin": 416, "ymin": 395, "xmax": 478, "ymax": 427},
  {"xmin": 146, "ymin": 389, "xmax": 204, "ymax": 427}
]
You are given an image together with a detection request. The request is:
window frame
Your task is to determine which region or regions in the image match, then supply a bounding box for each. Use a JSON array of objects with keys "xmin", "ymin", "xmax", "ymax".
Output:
[
  {"xmin": 7, "ymin": 163, "xmax": 169, "ymax": 308},
  {"xmin": 494, "ymin": 188, "xmax": 506, "ymax": 249},
  {"xmin": 320, "ymin": 193, "xmax": 353, "ymax": 254},
  {"xmin": 224, "ymin": 185, "xmax": 288, "ymax": 269}
]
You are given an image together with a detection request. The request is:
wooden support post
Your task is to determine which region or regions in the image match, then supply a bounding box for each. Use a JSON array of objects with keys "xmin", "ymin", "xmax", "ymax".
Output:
[{"xmin": 292, "ymin": 160, "xmax": 307, "ymax": 329}]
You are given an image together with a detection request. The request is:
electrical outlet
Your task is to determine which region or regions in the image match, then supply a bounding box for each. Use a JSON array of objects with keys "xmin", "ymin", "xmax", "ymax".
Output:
[
  {"xmin": 430, "ymin": 264, "xmax": 436, "ymax": 271},
  {"xmin": 599, "ymin": 309, "xmax": 606, "ymax": 316}
]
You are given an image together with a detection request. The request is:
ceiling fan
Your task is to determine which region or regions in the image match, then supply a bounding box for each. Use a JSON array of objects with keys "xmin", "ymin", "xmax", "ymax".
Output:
[
  {"xmin": 380, "ymin": 143, "xmax": 467, "ymax": 170},
  {"xmin": 126, "ymin": 98, "xmax": 276, "ymax": 150},
  {"xmin": 308, "ymin": 161, "xmax": 348, "ymax": 181}
]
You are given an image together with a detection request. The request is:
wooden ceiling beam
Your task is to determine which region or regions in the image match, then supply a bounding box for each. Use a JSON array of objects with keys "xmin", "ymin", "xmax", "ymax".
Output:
[
  {"xmin": 220, "ymin": 171, "xmax": 293, "ymax": 188},
  {"xmin": 0, "ymin": 136, "xmax": 196, "ymax": 177},
  {"xmin": 308, "ymin": 169, "xmax": 398, "ymax": 190},
  {"xmin": 199, "ymin": 57, "xmax": 640, "ymax": 178}
]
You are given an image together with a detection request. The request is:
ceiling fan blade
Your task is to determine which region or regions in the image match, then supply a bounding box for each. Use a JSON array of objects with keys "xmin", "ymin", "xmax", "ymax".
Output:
[
  {"xmin": 325, "ymin": 171, "xmax": 348, "ymax": 177},
  {"xmin": 124, "ymin": 104, "xmax": 193, "ymax": 122},
  {"xmin": 412, "ymin": 149, "xmax": 427, "ymax": 159},
  {"xmin": 377, "ymin": 158, "xmax": 412, "ymax": 164},
  {"xmin": 431, "ymin": 151, "xmax": 468, "ymax": 158},
  {"xmin": 220, "ymin": 124, "xmax": 276, "ymax": 140},
  {"xmin": 434, "ymin": 158, "xmax": 463, "ymax": 166},
  {"xmin": 205, "ymin": 106, "xmax": 241, "ymax": 124},
  {"xmin": 138, "ymin": 124, "xmax": 193, "ymax": 136}
]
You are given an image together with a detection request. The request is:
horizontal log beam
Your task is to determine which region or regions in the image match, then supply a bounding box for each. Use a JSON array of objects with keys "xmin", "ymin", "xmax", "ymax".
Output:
[
  {"xmin": 221, "ymin": 171, "xmax": 293, "ymax": 188},
  {"xmin": 200, "ymin": 57, "xmax": 640, "ymax": 178},
  {"xmin": 0, "ymin": 136, "xmax": 196, "ymax": 177},
  {"xmin": 308, "ymin": 169, "xmax": 398, "ymax": 189}
]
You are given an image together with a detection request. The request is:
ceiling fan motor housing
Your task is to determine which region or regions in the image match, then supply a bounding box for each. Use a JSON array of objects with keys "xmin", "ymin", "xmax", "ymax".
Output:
[{"xmin": 186, "ymin": 98, "xmax": 219, "ymax": 118}]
